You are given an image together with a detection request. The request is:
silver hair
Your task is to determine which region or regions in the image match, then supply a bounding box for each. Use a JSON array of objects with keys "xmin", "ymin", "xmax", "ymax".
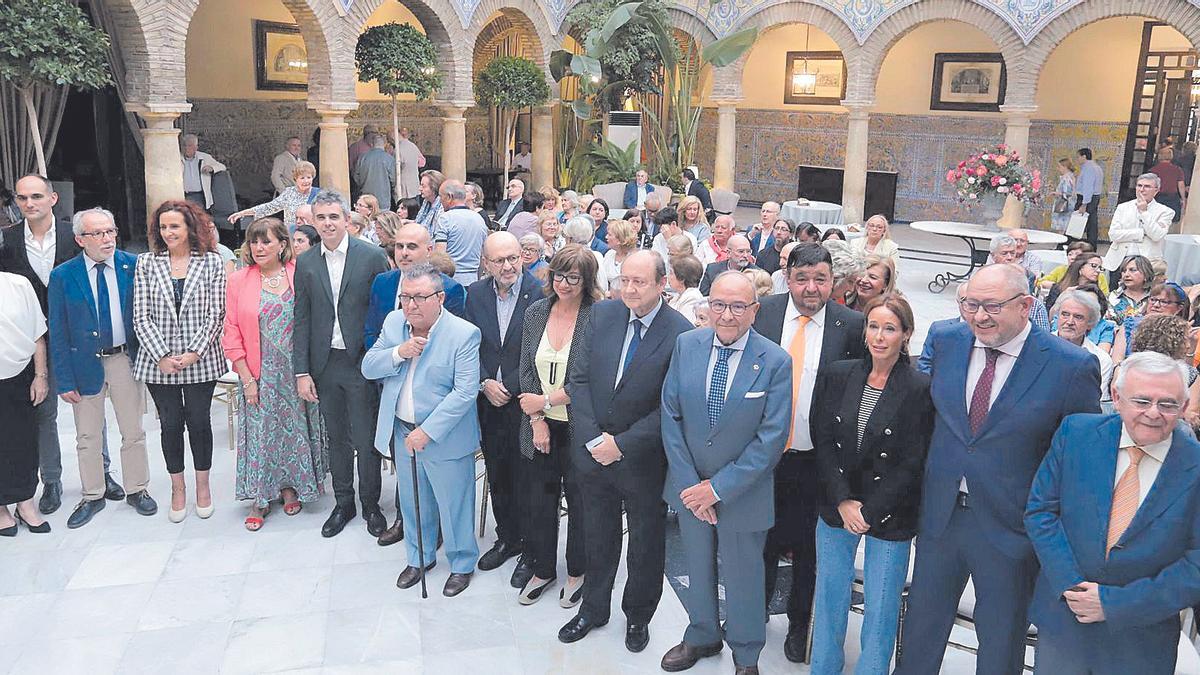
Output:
[
  {"xmin": 823, "ymin": 239, "xmax": 865, "ymax": 284},
  {"xmin": 518, "ymin": 233, "xmax": 544, "ymax": 251},
  {"xmin": 181, "ymin": 133, "xmax": 198, "ymax": 145},
  {"xmin": 560, "ymin": 190, "xmax": 579, "ymax": 209},
  {"xmin": 371, "ymin": 134, "xmax": 387, "ymax": 148},
  {"xmin": 71, "ymin": 207, "xmax": 117, "ymax": 236},
  {"xmin": 562, "ymin": 215, "xmax": 595, "ymax": 245},
  {"xmin": 1051, "ymin": 289, "xmax": 1101, "ymax": 329},
  {"xmin": 667, "ymin": 233, "xmax": 694, "ymax": 255},
  {"xmin": 311, "ymin": 189, "xmax": 351, "ymax": 218},
  {"xmin": 401, "ymin": 262, "xmax": 444, "ymax": 292},
  {"xmin": 1137, "ymin": 172, "xmax": 1162, "ymax": 189},
  {"xmin": 441, "ymin": 181, "xmax": 467, "ymax": 202},
  {"xmin": 1114, "ymin": 351, "xmax": 1190, "ymax": 401},
  {"xmin": 989, "ymin": 234, "xmax": 1018, "ymax": 254}
]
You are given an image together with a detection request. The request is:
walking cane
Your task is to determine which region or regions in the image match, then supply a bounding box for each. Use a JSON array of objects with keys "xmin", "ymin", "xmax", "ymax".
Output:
[{"xmin": 410, "ymin": 447, "xmax": 428, "ymax": 599}]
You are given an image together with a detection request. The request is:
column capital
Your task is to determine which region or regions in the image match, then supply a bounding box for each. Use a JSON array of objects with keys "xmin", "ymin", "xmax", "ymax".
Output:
[
  {"xmin": 999, "ymin": 104, "xmax": 1038, "ymax": 121},
  {"xmin": 841, "ymin": 100, "xmax": 874, "ymax": 117},
  {"xmin": 713, "ymin": 98, "xmax": 743, "ymax": 110},
  {"xmin": 437, "ymin": 100, "xmax": 474, "ymax": 115},
  {"xmin": 127, "ymin": 102, "xmax": 191, "ymax": 119},
  {"xmin": 309, "ymin": 101, "xmax": 359, "ymax": 119}
]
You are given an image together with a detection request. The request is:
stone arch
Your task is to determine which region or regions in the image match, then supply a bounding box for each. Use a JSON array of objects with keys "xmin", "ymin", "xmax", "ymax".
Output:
[
  {"xmin": 855, "ymin": 0, "xmax": 1026, "ymax": 105},
  {"xmin": 663, "ymin": 6, "xmax": 719, "ymax": 48},
  {"xmin": 468, "ymin": 0, "xmax": 556, "ymax": 70},
  {"xmin": 115, "ymin": 0, "xmax": 201, "ymax": 108},
  {"xmin": 94, "ymin": 0, "xmax": 157, "ymax": 108}
]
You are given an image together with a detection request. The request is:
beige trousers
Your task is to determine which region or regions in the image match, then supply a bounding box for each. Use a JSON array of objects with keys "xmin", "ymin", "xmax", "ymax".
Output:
[{"xmin": 72, "ymin": 353, "xmax": 149, "ymax": 500}]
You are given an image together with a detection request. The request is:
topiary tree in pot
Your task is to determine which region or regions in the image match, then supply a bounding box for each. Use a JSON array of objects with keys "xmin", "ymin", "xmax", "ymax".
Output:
[{"xmin": 475, "ymin": 56, "xmax": 552, "ymax": 185}]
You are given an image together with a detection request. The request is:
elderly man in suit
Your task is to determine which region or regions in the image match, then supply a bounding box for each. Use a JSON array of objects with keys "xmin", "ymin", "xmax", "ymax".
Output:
[
  {"xmin": 48, "ymin": 208, "xmax": 157, "ymax": 528},
  {"xmin": 660, "ymin": 271, "xmax": 791, "ymax": 674},
  {"xmin": 895, "ymin": 263, "xmax": 1101, "ymax": 675},
  {"xmin": 362, "ymin": 263, "xmax": 482, "ymax": 597},
  {"xmin": 916, "ymin": 283, "xmax": 968, "ymax": 375},
  {"xmin": 180, "ymin": 133, "xmax": 226, "ymax": 211},
  {"xmin": 294, "ymin": 190, "xmax": 391, "ymax": 539},
  {"xmin": 559, "ymin": 250, "xmax": 693, "ymax": 650},
  {"xmin": 698, "ymin": 233, "xmax": 759, "ymax": 296},
  {"xmin": 1025, "ymin": 351, "xmax": 1200, "ymax": 675},
  {"xmin": 751, "ymin": 242, "xmax": 865, "ymax": 662},
  {"xmin": 465, "ymin": 231, "xmax": 543, "ymax": 582},
  {"xmin": 271, "ymin": 136, "xmax": 303, "ymax": 195}
]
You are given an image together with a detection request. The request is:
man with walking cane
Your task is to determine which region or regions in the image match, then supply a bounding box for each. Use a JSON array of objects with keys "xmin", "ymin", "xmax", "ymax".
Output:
[{"xmin": 362, "ymin": 262, "xmax": 482, "ymax": 597}]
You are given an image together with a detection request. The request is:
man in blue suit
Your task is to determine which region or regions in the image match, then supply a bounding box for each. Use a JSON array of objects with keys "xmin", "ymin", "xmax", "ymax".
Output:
[
  {"xmin": 364, "ymin": 220, "xmax": 465, "ymax": 351},
  {"xmin": 915, "ymin": 284, "xmax": 967, "ymax": 375},
  {"xmin": 660, "ymin": 271, "xmax": 792, "ymax": 675},
  {"xmin": 622, "ymin": 168, "xmax": 656, "ymax": 209},
  {"xmin": 48, "ymin": 208, "xmax": 157, "ymax": 529},
  {"xmin": 896, "ymin": 263, "xmax": 1101, "ymax": 675},
  {"xmin": 1026, "ymin": 351, "xmax": 1200, "ymax": 675},
  {"xmin": 362, "ymin": 263, "xmax": 482, "ymax": 598}
]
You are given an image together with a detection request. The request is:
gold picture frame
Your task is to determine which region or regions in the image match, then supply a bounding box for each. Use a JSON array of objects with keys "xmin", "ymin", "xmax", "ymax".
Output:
[
  {"xmin": 255, "ymin": 20, "xmax": 308, "ymax": 92},
  {"xmin": 783, "ymin": 51, "xmax": 846, "ymax": 106}
]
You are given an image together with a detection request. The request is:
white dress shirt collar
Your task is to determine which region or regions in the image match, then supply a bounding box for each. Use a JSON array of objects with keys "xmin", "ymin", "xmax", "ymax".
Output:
[
  {"xmin": 322, "ymin": 232, "xmax": 350, "ymax": 257},
  {"xmin": 712, "ymin": 328, "xmax": 750, "ymax": 351},
  {"xmin": 973, "ymin": 320, "xmax": 1031, "ymax": 359},
  {"xmin": 785, "ymin": 298, "xmax": 826, "ymax": 330},
  {"xmin": 1118, "ymin": 426, "xmax": 1172, "ymax": 464}
]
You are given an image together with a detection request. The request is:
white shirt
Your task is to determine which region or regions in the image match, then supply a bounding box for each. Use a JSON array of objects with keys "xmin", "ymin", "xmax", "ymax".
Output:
[
  {"xmin": 636, "ymin": 185, "xmax": 648, "ymax": 208},
  {"xmin": 24, "ymin": 221, "xmax": 56, "ymax": 286},
  {"xmin": 1102, "ymin": 198, "xmax": 1173, "ymax": 271},
  {"xmin": 1115, "ymin": 426, "xmax": 1170, "ymax": 508},
  {"xmin": 394, "ymin": 313, "xmax": 443, "ymax": 424},
  {"xmin": 322, "ymin": 234, "xmax": 350, "ymax": 350},
  {"xmin": 705, "ymin": 330, "xmax": 749, "ymax": 403},
  {"xmin": 0, "ymin": 272, "xmax": 47, "ymax": 379},
  {"xmin": 1078, "ymin": 336, "xmax": 1114, "ymax": 403},
  {"xmin": 84, "ymin": 254, "xmax": 127, "ymax": 348},
  {"xmin": 182, "ymin": 156, "xmax": 203, "ymax": 192},
  {"xmin": 615, "ymin": 300, "xmax": 662, "ymax": 385},
  {"xmin": 651, "ymin": 231, "xmax": 698, "ymax": 268},
  {"xmin": 782, "ymin": 301, "xmax": 825, "ymax": 451},
  {"xmin": 771, "ymin": 269, "xmax": 788, "ymax": 294},
  {"xmin": 961, "ymin": 321, "xmax": 1032, "ymax": 490}
]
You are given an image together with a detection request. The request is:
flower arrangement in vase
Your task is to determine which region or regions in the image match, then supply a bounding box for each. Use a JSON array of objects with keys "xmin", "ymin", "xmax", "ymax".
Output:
[{"xmin": 946, "ymin": 143, "xmax": 1042, "ymax": 229}]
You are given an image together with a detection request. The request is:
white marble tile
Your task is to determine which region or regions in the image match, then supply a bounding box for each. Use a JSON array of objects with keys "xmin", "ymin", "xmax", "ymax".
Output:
[
  {"xmin": 160, "ymin": 536, "xmax": 257, "ymax": 580},
  {"xmin": 419, "ymin": 591, "xmax": 516, "ymax": 656},
  {"xmin": 1, "ymin": 548, "xmax": 88, "ymax": 596},
  {"xmin": 221, "ymin": 612, "xmax": 328, "ymax": 674},
  {"xmin": 65, "ymin": 542, "xmax": 174, "ymax": 590},
  {"xmin": 246, "ymin": 529, "xmax": 338, "ymax": 573},
  {"xmin": 327, "ymin": 561, "xmax": 407, "ymax": 612},
  {"xmin": 115, "ymin": 622, "xmax": 231, "ymax": 675},
  {"xmin": 331, "ymin": 526, "xmax": 410, "ymax": 565},
  {"xmin": 0, "ymin": 592, "xmax": 57, "ymax": 648},
  {"xmin": 235, "ymin": 567, "xmax": 332, "ymax": 620},
  {"xmin": 321, "ymin": 604, "xmax": 422, "ymax": 667},
  {"xmin": 137, "ymin": 574, "xmax": 245, "ymax": 631},
  {"xmin": 422, "ymin": 645, "xmax": 524, "ymax": 675},
  {"xmin": 320, "ymin": 661, "xmax": 423, "ymax": 675},
  {"xmin": 6, "ymin": 632, "xmax": 132, "ymax": 675},
  {"xmin": 45, "ymin": 582, "xmax": 156, "ymax": 640}
]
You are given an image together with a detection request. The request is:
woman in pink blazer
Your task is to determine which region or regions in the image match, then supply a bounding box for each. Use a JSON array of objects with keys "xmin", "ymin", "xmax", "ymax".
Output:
[{"xmin": 222, "ymin": 217, "xmax": 327, "ymax": 531}]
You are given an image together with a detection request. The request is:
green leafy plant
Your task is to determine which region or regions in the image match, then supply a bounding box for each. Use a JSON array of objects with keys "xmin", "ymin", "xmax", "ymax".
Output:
[
  {"xmin": 355, "ymin": 23, "xmax": 442, "ymax": 197},
  {"xmin": 0, "ymin": 0, "xmax": 112, "ymax": 176},
  {"xmin": 563, "ymin": 0, "xmax": 677, "ymax": 105},
  {"xmin": 576, "ymin": 138, "xmax": 641, "ymax": 186},
  {"xmin": 475, "ymin": 56, "xmax": 552, "ymax": 185}
]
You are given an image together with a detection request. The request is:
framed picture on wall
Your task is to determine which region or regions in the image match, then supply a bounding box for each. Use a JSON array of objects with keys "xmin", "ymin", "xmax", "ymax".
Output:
[
  {"xmin": 783, "ymin": 51, "xmax": 846, "ymax": 105},
  {"xmin": 254, "ymin": 20, "xmax": 308, "ymax": 92},
  {"xmin": 930, "ymin": 52, "xmax": 1006, "ymax": 111}
]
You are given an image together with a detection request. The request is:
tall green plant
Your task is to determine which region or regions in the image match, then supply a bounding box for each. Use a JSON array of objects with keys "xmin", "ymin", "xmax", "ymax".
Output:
[{"xmin": 475, "ymin": 56, "xmax": 552, "ymax": 185}]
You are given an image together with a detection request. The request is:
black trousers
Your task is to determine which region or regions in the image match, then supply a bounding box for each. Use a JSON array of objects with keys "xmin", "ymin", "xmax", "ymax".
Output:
[
  {"xmin": 763, "ymin": 451, "xmax": 819, "ymax": 634},
  {"xmin": 523, "ymin": 418, "xmax": 586, "ymax": 580},
  {"xmin": 315, "ymin": 349, "xmax": 381, "ymax": 512},
  {"xmin": 478, "ymin": 398, "xmax": 524, "ymax": 546},
  {"xmin": 1075, "ymin": 195, "xmax": 1101, "ymax": 248},
  {"xmin": 147, "ymin": 381, "xmax": 218, "ymax": 474},
  {"xmin": 577, "ymin": 463, "xmax": 666, "ymax": 625}
]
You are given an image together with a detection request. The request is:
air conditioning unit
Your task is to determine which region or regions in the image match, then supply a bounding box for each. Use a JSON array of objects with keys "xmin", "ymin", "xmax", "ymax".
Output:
[{"xmin": 605, "ymin": 111, "xmax": 642, "ymax": 159}]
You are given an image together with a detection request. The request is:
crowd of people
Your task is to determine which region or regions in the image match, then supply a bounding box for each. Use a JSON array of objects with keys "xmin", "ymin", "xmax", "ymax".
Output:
[{"xmin": 3, "ymin": 158, "xmax": 1200, "ymax": 675}]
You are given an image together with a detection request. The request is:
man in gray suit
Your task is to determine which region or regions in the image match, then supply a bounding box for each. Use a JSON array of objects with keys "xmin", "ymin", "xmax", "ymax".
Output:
[
  {"xmin": 294, "ymin": 190, "xmax": 391, "ymax": 538},
  {"xmin": 353, "ymin": 134, "xmax": 396, "ymax": 209},
  {"xmin": 659, "ymin": 271, "xmax": 793, "ymax": 675}
]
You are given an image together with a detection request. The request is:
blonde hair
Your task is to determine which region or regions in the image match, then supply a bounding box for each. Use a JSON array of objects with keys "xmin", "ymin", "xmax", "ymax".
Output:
[
  {"xmin": 667, "ymin": 233, "xmax": 694, "ymax": 257},
  {"xmin": 743, "ymin": 268, "xmax": 773, "ymax": 298},
  {"xmin": 606, "ymin": 219, "xmax": 637, "ymax": 249},
  {"xmin": 292, "ymin": 161, "xmax": 316, "ymax": 180},
  {"xmin": 865, "ymin": 214, "xmax": 891, "ymax": 240},
  {"xmin": 678, "ymin": 195, "xmax": 708, "ymax": 227},
  {"xmin": 356, "ymin": 194, "xmax": 381, "ymax": 220}
]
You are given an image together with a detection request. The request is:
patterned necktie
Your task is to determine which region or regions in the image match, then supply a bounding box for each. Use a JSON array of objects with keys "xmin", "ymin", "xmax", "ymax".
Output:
[
  {"xmin": 968, "ymin": 348, "xmax": 1000, "ymax": 435},
  {"xmin": 95, "ymin": 262, "xmax": 114, "ymax": 350},
  {"xmin": 785, "ymin": 316, "xmax": 811, "ymax": 449},
  {"xmin": 622, "ymin": 320, "xmax": 643, "ymax": 376},
  {"xmin": 1107, "ymin": 445, "xmax": 1146, "ymax": 555},
  {"xmin": 707, "ymin": 347, "xmax": 734, "ymax": 427}
]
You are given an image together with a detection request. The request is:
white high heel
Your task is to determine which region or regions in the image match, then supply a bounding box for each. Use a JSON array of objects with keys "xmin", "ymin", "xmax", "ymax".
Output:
[
  {"xmin": 168, "ymin": 506, "xmax": 187, "ymax": 523},
  {"xmin": 195, "ymin": 503, "xmax": 214, "ymax": 519}
]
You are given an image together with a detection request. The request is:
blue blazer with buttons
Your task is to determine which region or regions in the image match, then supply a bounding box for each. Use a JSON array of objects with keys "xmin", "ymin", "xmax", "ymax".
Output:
[
  {"xmin": 48, "ymin": 250, "xmax": 139, "ymax": 396},
  {"xmin": 364, "ymin": 269, "xmax": 465, "ymax": 350}
]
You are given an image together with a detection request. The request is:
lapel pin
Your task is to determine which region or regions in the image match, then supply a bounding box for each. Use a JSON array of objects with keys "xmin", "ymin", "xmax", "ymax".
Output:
[
  {"xmin": 835, "ymin": 320, "xmax": 843, "ymax": 327},
  {"xmin": 753, "ymin": 364, "xmax": 760, "ymax": 371}
]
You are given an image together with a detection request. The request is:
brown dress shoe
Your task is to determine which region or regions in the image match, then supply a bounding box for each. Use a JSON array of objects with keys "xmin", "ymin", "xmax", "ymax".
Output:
[
  {"xmin": 396, "ymin": 562, "xmax": 435, "ymax": 589},
  {"xmin": 377, "ymin": 519, "xmax": 404, "ymax": 546},
  {"xmin": 660, "ymin": 641, "xmax": 723, "ymax": 672},
  {"xmin": 734, "ymin": 667, "xmax": 759, "ymax": 675},
  {"xmin": 443, "ymin": 572, "xmax": 472, "ymax": 597}
]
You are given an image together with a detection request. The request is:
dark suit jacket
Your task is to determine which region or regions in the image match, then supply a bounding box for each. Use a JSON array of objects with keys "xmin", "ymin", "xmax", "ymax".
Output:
[
  {"xmin": 916, "ymin": 317, "xmax": 961, "ymax": 374},
  {"xmin": 698, "ymin": 261, "xmax": 761, "ymax": 296},
  {"xmin": 293, "ymin": 236, "xmax": 390, "ymax": 378},
  {"xmin": 622, "ymin": 181, "xmax": 655, "ymax": 209},
  {"xmin": 364, "ymin": 269, "xmax": 465, "ymax": 349},
  {"xmin": 752, "ymin": 295, "xmax": 867, "ymax": 365},
  {"xmin": 494, "ymin": 198, "xmax": 521, "ymax": 225},
  {"xmin": 811, "ymin": 358, "xmax": 933, "ymax": 540},
  {"xmin": 565, "ymin": 299, "xmax": 693, "ymax": 482},
  {"xmin": 685, "ymin": 180, "xmax": 713, "ymax": 213},
  {"xmin": 464, "ymin": 271, "xmax": 543, "ymax": 396},
  {"xmin": 1, "ymin": 218, "xmax": 80, "ymax": 316}
]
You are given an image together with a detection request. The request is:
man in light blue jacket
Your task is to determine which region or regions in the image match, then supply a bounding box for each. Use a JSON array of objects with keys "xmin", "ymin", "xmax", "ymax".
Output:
[{"xmin": 362, "ymin": 263, "xmax": 482, "ymax": 597}]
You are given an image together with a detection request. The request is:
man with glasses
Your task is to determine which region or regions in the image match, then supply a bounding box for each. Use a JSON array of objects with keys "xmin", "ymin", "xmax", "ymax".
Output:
[
  {"xmin": 495, "ymin": 178, "xmax": 525, "ymax": 229},
  {"xmin": 464, "ymin": 232, "xmax": 543, "ymax": 584},
  {"xmin": 47, "ymin": 208, "xmax": 157, "ymax": 528},
  {"xmin": 1051, "ymin": 289, "xmax": 1113, "ymax": 407},
  {"xmin": 1026, "ymin": 351, "xmax": 1200, "ymax": 675},
  {"xmin": 363, "ymin": 263, "xmax": 482, "ymax": 597},
  {"xmin": 756, "ymin": 218, "xmax": 796, "ymax": 276},
  {"xmin": 1102, "ymin": 173, "xmax": 1172, "ymax": 281},
  {"xmin": 699, "ymin": 234, "xmax": 759, "ymax": 296},
  {"xmin": 896, "ymin": 263, "xmax": 1100, "ymax": 675}
]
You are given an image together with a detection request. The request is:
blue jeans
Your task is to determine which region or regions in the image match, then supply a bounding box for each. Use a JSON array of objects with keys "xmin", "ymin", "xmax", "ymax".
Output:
[{"xmin": 810, "ymin": 518, "xmax": 911, "ymax": 675}]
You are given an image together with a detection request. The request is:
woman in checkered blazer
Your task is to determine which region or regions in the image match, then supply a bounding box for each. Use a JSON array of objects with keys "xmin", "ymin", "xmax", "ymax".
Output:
[{"xmin": 133, "ymin": 200, "xmax": 227, "ymax": 524}]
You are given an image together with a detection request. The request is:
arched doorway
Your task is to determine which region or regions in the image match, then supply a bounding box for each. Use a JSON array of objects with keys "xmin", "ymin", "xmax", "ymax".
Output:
[{"xmin": 473, "ymin": 10, "xmax": 544, "ymax": 174}]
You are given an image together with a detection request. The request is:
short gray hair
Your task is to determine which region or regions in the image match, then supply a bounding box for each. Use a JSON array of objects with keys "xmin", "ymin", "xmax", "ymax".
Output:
[
  {"xmin": 71, "ymin": 207, "xmax": 116, "ymax": 236},
  {"xmin": 311, "ymin": 189, "xmax": 351, "ymax": 217},
  {"xmin": 401, "ymin": 262, "xmax": 444, "ymax": 292},
  {"xmin": 371, "ymin": 133, "xmax": 387, "ymax": 148},
  {"xmin": 441, "ymin": 180, "xmax": 467, "ymax": 202},
  {"xmin": 1137, "ymin": 172, "xmax": 1162, "ymax": 189},
  {"xmin": 1114, "ymin": 351, "xmax": 1190, "ymax": 400},
  {"xmin": 562, "ymin": 215, "xmax": 595, "ymax": 245},
  {"xmin": 1051, "ymin": 289, "xmax": 1101, "ymax": 329},
  {"xmin": 181, "ymin": 133, "xmax": 198, "ymax": 146},
  {"xmin": 989, "ymin": 234, "xmax": 1018, "ymax": 254},
  {"xmin": 518, "ymin": 233, "xmax": 544, "ymax": 252}
]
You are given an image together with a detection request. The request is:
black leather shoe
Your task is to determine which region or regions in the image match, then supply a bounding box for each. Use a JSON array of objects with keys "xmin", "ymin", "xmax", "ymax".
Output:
[
  {"xmin": 509, "ymin": 555, "xmax": 535, "ymax": 589},
  {"xmin": 104, "ymin": 473, "xmax": 126, "ymax": 501},
  {"xmin": 38, "ymin": 482, "xmax": 62, "ymax": 515},
  {"xmin": 396, "ymin": 562, "xmax": 436, "ymax": 589},
  {"xmin": 377, "ymin": 519, "xmax": 404, "ymax": 546},
  {"xmin": 478, "ymin": 540, "xmax": 522, "ymax": 571},
  {"xmin": 126, "ymin": 491, "xmax": 158, "ymax": 516},
  {"xmin": 442, "ymin": 572, "xmax": 472, "ymax": 597},
  {"xmin": 364, "ymin": 508, "xmax": 387, "ymax": 537},
  {"xmin": 784, "ymin": 625, "xmax": 808, "ymax": 663},
  {"xmin": 558, "ymin": 614, "xmax": 607, "ymax": 644},
  {"xmin": 15, "ymin": 510, "xmax": 50, "ymax": 533},
  {"xmin": 67, "ymin": 498, "xmax": 106, "ymax": 529},
  {"xmin": 625, "ymin": 623, "xmax": 650, "ymax": 653},
  {"xmin": 661, "ymin": 641, "xmax": 723, "ymax": 672},
  {"xmin": 321, "ymin": 506, "xmax": 357, "ymax": 538}
]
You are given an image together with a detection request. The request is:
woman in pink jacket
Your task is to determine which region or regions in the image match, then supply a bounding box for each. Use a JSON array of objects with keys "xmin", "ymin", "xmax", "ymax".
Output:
[{"xmin": 223, "ymin": 217, "xmax": 327, "ymax": 531}]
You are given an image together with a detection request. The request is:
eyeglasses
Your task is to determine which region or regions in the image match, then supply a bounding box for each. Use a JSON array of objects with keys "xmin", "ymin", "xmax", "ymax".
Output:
[
  {"xmin": 520, "ymin": 246, "xmax": 541, "ymax": 254},
  {"xmin": 1126, "ymin": 397, "xmax": 1183, "ymax": 415},
  {"xmin": 959, "ymin": 293, "xmax": 1025, "ymax": 315},
  {"xmin": 486, "ymin": 254, "xmax": 521, "ymax": 267},
  {"xmin": 398, "ymin": 291, "xmax": 444, "ymax": 305},
  {"xmin": 79, "ymin": 229, "xmax": 118, "ymax": 240},
  {"xmin": 1148, "ymin": 296, "xmax": 1182, "ymax": 307},
  {"xmin": 551, "ymin": 271, "xmax": 583, "ymax": 286},
  {"xmin": 709, "ymin": 300, "xmax": 758, "ymax": 317}
]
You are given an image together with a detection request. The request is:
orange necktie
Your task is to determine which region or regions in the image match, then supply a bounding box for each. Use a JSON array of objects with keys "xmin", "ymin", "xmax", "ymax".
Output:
[
  {"xmin": 1106, "ymin": 446, "xmax": 1145, "ymax": 556},
  {"xmin": 785, "ymin": 316, "xmax": 811, "ymax": 450}
]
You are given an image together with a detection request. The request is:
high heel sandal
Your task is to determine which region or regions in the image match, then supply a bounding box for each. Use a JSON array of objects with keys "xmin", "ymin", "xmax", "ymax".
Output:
[
  {"xmin": 281, "ymin": 490, "xmax": 302, "ymax": 516},
  {"xmin": 15, "ymin": 510, "xmax": 50, "ymax": 534},
  {"xmin": 244, "ymin": 505, "xmax": 270, "ymax": 532}
]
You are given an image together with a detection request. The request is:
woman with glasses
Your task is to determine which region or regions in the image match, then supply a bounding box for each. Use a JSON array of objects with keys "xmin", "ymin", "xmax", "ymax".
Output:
[
  {"xmin": 1046, "ymin": 251, "xmax": 1104, "ymax": 308},
  {"xmin": 1072, "ymin": 282, "xmax": 1117, "ymax": 353},
  {"xmin": 1108, "ymin": 255, "xmax": 1154, "ymax": 324},
  {"xmin": 849, "ymin": 214, "xmax": 899, "ymax": 261},
  {"xmin": 601, "ymin": 219, "xmax": 638, "ymax": 298},
  {"xmin": 353, "ymin": 194, "xmax": 382, "ymax": 244},
  {"xmin": 515, "ymin": 244, "xmax": 600, "ymax": 607},
  {"xmin": 519, "ymin": 233, "xmax": 549, "ymax": 281},
  {"xmin": 1113, "ymin": 281, "xmax": 1191, "ymax": 361}
]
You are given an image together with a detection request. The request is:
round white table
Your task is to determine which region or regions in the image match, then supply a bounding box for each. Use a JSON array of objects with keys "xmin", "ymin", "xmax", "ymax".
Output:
[
  {"xmin": 910, "ymin": 220, "xmax": 1067, "ymax": 293},
  {"xmin": 1164, "ymin": 234, "xmax": 1200, "ymax": 286},
  {"xmin": 781, "ymin": 200, "xmax": 843, "ymax": 226}
]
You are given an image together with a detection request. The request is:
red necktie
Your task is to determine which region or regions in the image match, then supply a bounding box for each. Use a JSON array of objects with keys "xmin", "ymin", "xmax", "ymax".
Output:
[{"xmin": 968, "ymin": 348, "xmax": 1000, "ymax": 435}]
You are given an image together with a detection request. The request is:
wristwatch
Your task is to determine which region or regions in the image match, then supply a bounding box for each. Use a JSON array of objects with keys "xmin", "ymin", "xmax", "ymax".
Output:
[{"xmin": 543, "ymin": 395, "xmax": 553, "ymax": 413}]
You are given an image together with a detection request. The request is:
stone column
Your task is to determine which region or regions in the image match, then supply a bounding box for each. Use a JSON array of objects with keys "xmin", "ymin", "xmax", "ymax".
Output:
[
  {"xmin": 999, "ymin": 105, "xmax": 1038, "ymax": 229},
  {"xmin": 840, "ymin": 102, "xmax": 872, "ymax": 226},
  {"xmin": 713, "ymin": 100, "xmax": 741, "ymax": 191},
  {"xmin": 531, "ymin": 105, "xmax": 555, "ymax": 190},
  {"xmin": 1185, "ymin": 109, "xmax": 1200, "ymax": 234},
  {"xmin": 313, "ymin": 103, "xmax": 357, "ymax": 198},
  {"xmin": 131, "ymin": 105, "xmax": 190, "ymax": 227},
  {"xmin": 440, "ymin": 103, "xmax": 470, "ymax": 184}
]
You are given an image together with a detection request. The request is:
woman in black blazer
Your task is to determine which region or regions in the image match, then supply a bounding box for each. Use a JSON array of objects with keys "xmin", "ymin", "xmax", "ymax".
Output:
[
  {"xmin": 515, "ymin": 244, "xmax": 600, "ymax": 607},
  {"xmin": 808, "ymin": 293, "xmax": 933, "ymax": 675}
]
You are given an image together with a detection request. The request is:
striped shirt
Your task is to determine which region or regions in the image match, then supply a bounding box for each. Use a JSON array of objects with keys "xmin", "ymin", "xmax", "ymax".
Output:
[{"xmin": 857, "ymin": 384, "xmax": 883, "ymax": 450}]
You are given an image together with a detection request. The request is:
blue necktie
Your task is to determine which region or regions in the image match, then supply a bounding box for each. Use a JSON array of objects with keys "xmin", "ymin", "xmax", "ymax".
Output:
[
  {"xmin": 95, "ymin": 262, "xmax": 114, "ymax": 350},
  {"xmin": 707, "ymin": 347, "xmax": 734, "ymax": 427},
  {"xmin": 622, "ymin": 320, "xmax": 643, "ymax": 375}
]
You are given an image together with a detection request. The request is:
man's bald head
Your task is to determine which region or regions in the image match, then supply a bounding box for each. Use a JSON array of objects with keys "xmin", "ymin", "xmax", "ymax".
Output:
[{"xmin": 483, "ymin": 231, "xmax": 521, "ymax": 290}]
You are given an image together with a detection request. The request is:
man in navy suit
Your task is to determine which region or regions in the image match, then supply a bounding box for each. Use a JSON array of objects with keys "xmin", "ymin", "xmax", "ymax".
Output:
[
  {"xmin": 1026, "ymin": 351, "xmax": 1200, "ymax": 675},
  {"xmin": 47, "ymin": 208, "xmax": 157, "ymax": 528},
  {"xmin": 660, "ymin": 271, "xmax": 792, "ymax": 675},
  {"xmin": 895, "ymin": 263, "xmax": 1101, "ymax": 675},
  {"xmin": 916, "ymin": 284, "xmax": 967, "ymax": 375},
  {"xmin": 559, "ymin": 251, "xmax": 693, "ymax": 650},
  {"xmin": 465, "ymin": 231, "xmax": 543, "ymax": 580},
  {"xmin": 364, "ymin": 220, "xmax": 465, "ymax": 351}
]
